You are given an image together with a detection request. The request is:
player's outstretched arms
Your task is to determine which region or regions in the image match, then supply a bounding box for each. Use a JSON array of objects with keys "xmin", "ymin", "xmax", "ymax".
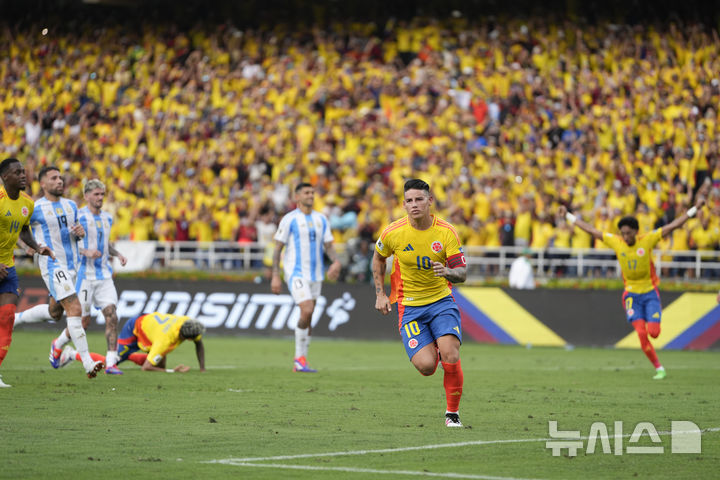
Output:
[
  {"xmin": 661, "ymin": 196, "xmax": 706, "ymax": 238},
  {"xmin": 558, "ymin": 205, "xmax": 603, "ymax": 240}
]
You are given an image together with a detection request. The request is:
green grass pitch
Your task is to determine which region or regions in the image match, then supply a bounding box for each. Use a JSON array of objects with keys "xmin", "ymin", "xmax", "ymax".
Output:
[{"xmin": 1, "ymin": 331, "xmax": 718, "ymax": 479}]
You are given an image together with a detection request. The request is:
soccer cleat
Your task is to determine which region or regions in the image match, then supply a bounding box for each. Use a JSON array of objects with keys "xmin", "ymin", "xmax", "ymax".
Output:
[
  {"xmin": 0, "ymin": 374, "xmax": 11, "ymax": 388},
  {"xmin": 58, "ymin": 346, "xmax": 76, "ymax": 368},
  {"xmin": 445, "ymin": 412, "xmax": 463, "ymax": 427},
  {"xmin": 653, "ymin": 367, "xmax": 666, "ymax": 380},
  {"xmin": 86, "ymin": 361, "xmax": 105, "ymax": 379},
  {"xmin": 105, "ymin": 365, "xmax": 124, "ymax": 375},
  {"xmin": 293, "ymin": 356, "xmax": 317, "ymax": 373},
  {"xmin": 48, "ymin": 339, "xmax": 62, "ymax": 368}
]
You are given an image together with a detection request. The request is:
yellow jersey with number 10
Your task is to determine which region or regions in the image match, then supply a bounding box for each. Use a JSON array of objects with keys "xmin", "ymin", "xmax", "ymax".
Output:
[
  {"xmin": 602, "ymin": 228, "xmax": 662, "ymax": 293},
  {"xmin": 375, "ymin": 215, "xmax": 466, "ymax": 307}
]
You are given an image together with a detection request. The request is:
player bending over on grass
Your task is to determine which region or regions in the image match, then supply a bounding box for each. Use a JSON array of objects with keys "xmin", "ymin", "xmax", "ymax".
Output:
[
  {"xmin": 60, "ymin": 312, "xmax": 205, "ymax": 373},
  {"xmin": 372, "ymin": 179, "xmax": 468, "ymax": 427},
  {"xmin": 559, "ymin": 196, "xmax": 705, "ymax": 380}
]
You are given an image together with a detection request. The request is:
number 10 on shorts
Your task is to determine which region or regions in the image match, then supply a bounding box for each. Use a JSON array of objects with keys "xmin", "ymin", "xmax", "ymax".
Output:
[{"xmin": 404, "ymin": 321, "xmax": 420, "ymax": 337}]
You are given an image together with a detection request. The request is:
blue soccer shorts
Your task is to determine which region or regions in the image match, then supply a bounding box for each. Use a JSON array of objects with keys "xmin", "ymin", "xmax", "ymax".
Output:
[
  {"xmin": 116, "ymin": 315, "xmax": 141, "ymax": 363},
  {"xmin": 397, "ymin": 295, "xmax": 462, "ymax": 359},
  {"xmin": 0, "ymin": 266, "xmax": 19, "ymax": 296},
  {"xmin": 622, "ymin": 289, "xmax": 662, "ymax": 324}
]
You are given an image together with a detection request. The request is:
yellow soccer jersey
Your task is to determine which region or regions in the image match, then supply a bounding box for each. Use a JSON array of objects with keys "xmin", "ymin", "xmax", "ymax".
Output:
[
  {"xmin": 376, "ymin": 215, "xmax": 466, "ymax": 306},
  {"xmin": 602, "ymin": 228, "xmax": 662, "ymax": 293},
  {"xmin": 0, "ymin": 186, "xmax": 34, "ymax": 267},
  {"xmin": 135, "ymin": 312, "xmax": 202, "ymax": 366}
]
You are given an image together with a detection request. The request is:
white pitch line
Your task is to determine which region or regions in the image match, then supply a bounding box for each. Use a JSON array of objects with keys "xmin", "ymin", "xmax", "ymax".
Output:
[
  {"xmin": 209, "ymin": 428, "xmax": 720, "ymax": 464},
  {"xmin": 215, "ymin": 462, "xmax": 542, "ymax": 480},
  {"xmin": 208, "ymin": 438, "xmax": 548, "ymax": 463}
]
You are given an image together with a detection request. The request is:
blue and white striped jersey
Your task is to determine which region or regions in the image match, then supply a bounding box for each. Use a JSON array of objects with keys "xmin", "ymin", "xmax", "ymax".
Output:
[
  {"xmin": 274, "ymin": 209, "xmax": 334, "ymax": 283},
  {"xmin": 76, "ymin": 207, "xmax": 114, "ymax": 280},
  {"xmin": 30, "ymin": 197, "xmax": 80, "ymax": 276}
]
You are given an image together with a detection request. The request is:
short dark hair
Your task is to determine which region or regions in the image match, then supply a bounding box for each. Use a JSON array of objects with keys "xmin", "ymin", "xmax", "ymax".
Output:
[
  {"xmin": 38, "ymin": 165, "xmax": 60, "ymax": 181},
  {"xmin": 404, "ymin": 178, "xmax": 430, "ymax": 193},
  {"xmin": 0, "ymin": 158, "xmax": 20, "ymax": 176},
  {"xmin": 295, "ymin": 182, "xmax": 312, "ymax": 193},
  {"xmin": 617, "ymin": 216, "xmax": 639, "ymax": 231}
]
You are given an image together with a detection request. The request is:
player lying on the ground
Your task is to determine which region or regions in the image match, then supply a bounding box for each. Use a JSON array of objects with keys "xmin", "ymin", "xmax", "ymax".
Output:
[{"xmin": 59, "ymin": 312, "xmax": 205, "ymax": 373}]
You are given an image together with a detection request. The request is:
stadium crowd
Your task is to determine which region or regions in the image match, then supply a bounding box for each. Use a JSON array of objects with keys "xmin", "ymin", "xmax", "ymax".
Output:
[{"xmin": 1, "ymin": 6, "xmax": 719, "ymax": 276}]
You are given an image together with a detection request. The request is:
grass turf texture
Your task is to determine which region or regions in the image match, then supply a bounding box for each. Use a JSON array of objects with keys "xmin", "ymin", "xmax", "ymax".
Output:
[{"xmin": 1, "ymin": 331, "xmax": 718, "ymax": 479}]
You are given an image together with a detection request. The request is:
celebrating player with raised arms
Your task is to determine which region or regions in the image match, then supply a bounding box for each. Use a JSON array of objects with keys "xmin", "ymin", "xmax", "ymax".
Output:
[{"xmin": 560, "ymin": 194, "xmax": 705, "ymax": 380}]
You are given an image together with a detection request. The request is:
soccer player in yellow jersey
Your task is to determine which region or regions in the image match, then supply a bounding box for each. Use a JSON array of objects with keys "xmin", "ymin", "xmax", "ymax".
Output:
[
  {"xmin": 373, "ymin": 179, "xmax": 467, "ymax": 427},
  {"xmin": 61, "ymin": 312, "xmax": 206, "ymax": 373},
  {"xmin": 560, "ymin": 196, "xmax": 705, "ymax": 380},
  {"xmin": 0, "ymin": 158, "xmax": 53, "ymax": 387}
]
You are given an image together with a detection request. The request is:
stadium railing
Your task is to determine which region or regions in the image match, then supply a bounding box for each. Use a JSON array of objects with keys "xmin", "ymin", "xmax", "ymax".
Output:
[{"xmin": 14, "ymin": 242, "xmax": 720, "ymax": 281}]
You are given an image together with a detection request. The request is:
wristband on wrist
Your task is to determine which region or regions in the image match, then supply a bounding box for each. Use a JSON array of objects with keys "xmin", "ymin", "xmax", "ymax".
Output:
[
  {"xmin": 686, "ymin": 206, "xmax": 697, "ymax": 218},
  {"xmin": 565, "ymin": 212, "xmax": 577, "ymax": 224},
  {"xmin": 166, "ymin": 368, "xmax": 174, "ymax": 373}
]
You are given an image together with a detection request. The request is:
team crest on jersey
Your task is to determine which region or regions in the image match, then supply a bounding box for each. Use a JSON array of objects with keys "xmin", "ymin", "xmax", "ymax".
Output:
[
  {"xmin": 55, "ymin": 207, "xmax": 63, "ymax": 215},
  {"xmin": 408, "ymin": 338, "xmax": 418, "ymax": 349},
  {"xmin": 96, "ymin": 220, "xmax": 102, "ymax": 228},
  {"xmin": 636, "ymin": 248, "xmax": 645, "ymax": 256},
  {"xmin": 431, "ymin": 241, "xmax": 443, "ymax": 253},
  {"xmin": 21, "ymin": 206, "xmax": 29, "ymax": 217},
  {"xmin": 376, "ymin": 239, "xmax": 384, "ymax": 250},
  {"xmin": 627, "ymin": 308, "xmax": 635, "ymax": 317}
]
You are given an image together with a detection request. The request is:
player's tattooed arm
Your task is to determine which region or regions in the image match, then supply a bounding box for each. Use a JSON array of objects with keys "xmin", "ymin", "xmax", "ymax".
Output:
[{"xmin": 433, "ymin": 262, "xmax": 467, "ymax": 283}]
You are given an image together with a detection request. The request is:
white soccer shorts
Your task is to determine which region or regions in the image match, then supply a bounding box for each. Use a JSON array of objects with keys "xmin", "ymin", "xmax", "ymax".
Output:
[
  {"xmin": 41, "ymin": 268, "xmax": 77, "ymax": 302},
  {"xmin": 76, "ymin": 278, "xmax": 119, "ymax": 315},
  {"xmin": 288, "ymin": 277, "xmax": 322, "ymax": 304}
]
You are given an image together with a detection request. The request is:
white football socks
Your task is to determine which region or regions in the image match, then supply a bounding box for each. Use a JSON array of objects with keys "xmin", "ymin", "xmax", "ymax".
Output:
[
  {"xmin": 66, "ymin": 316, "xmax": 94, "ymax": 371},
  {"xmin": 294, "ymin": 327, "xmax": 311, "ymax": 359},
  {"xmin": 55, "ymin": 328, "xmax": 71, "ymax": 350},
  {"xmin": 14, "ymin": 304, "xmax": 52, "ymax": 325},
  {"xmin": 105, "ymin": 350, "xmax": 118, "ymax": 368}
]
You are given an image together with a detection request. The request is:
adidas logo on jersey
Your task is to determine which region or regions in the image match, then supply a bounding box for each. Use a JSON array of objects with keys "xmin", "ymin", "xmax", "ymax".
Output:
[
  {"xmin": 4, "ymin": 211, "xmax": 11, "ymax": 216},
  {"xmin": 402, "ymin": 244, "xmax": 414, "ymax": 251}
]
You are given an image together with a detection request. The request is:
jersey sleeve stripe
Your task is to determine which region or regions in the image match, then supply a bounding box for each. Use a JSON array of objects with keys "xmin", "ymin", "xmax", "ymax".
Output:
[
  {"xmin": 436, "ymin": 220, "xmax": 461, "ymax": 243},
  {"xmin": 380, "ymin": 218, "xmax": 408, "ymax": 240}
]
